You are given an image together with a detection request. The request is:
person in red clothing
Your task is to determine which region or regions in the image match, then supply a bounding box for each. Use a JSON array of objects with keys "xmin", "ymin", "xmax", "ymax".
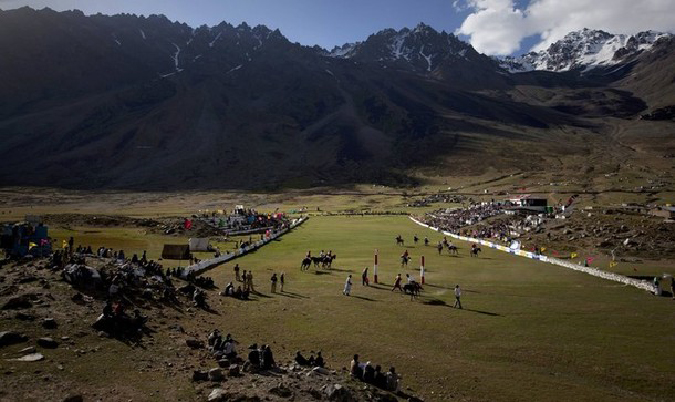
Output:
[
  {"xmin": 391, "ymin": 274, "xmax": 403, "ymax": 291},
  {"xmin": 113, "ymin": 300, "xmax": 124, "ymax": 317}
]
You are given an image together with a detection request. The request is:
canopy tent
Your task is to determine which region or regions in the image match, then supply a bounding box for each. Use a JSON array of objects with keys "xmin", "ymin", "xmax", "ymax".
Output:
[
  {"xmin": 188, "ymin": 238, "xmax": 210, "ymax": 252},
  {"xmin": 161, "ymin": 245, "xmax": 190, "ymax": 260}
]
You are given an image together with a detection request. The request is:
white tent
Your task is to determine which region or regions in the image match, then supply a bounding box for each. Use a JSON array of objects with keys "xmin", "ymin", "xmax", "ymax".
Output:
[{"xmin": 188, "ymin": 237, "xmax": 210, "ymax": 251}]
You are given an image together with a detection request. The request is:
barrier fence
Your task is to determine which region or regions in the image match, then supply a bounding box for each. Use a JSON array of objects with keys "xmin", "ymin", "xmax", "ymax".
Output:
[
  {"xmin": 409, "ymin": 217, "xmax": 656, "ymax": 294},
  {"xmin": 181, "ymin": 217, "xmax": 308, "ymax": 278}
]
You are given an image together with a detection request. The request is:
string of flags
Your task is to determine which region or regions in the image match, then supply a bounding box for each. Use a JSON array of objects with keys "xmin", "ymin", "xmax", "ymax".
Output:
[{"xmin": 536, "ymin": 247, "xmax": 616, "ymax": 269}]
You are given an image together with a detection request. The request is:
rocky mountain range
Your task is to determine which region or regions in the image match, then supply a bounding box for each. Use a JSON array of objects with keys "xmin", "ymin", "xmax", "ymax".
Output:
[
  {"xmin": 499, "ymin": 28, "xmax": 673, "ymax": 73},
  {"xmin": 0, "ymin": 7, "xmax": 673, "ymax": 190}
]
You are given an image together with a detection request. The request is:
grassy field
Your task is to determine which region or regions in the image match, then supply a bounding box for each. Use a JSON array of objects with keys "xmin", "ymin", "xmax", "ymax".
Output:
[
  {"xmin": 3, "ymin": 214, "xmax": 674, "ymax": 402},
  {"xmin": 195, "ymin": 215, "xmax": 674, "ymax": 402}
]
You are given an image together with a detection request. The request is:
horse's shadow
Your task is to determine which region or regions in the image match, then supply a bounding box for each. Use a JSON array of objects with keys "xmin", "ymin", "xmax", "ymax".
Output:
[
  {"xmin": 277, "ymin": 291, "xmax": 308, "ymax": 299},
  {"xmin": 313, "ymin": 271, "xmax": 331, "ymax": 276},
  {"xmin": 422, "ymin": 298, "xmax": 500, "ymax": 316},
  {"xmin": 349, "ymin": 295, "xmax": 376, "ymax": 302},
  {"xmin": 329, "ymin": 268, "xmax": 352, "ymax": 272}
]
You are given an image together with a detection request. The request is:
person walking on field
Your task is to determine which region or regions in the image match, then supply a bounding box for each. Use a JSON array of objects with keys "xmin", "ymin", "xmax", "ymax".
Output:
[
  {"xmin": 453, "ymin": 284, "xmax": 462, "ymax": 309},
  {"xmin": 280, "ymin": 272, "xmax": 285, "ymax": 292},
  {"xmin": 362, "ymin": 267, "xmax": 369, "ymax": 286},
  {"xmin": 234, "ymin": 264, "xmax": 241, "ymax": 281},
  {"xmin": 343, "ymin": 275, "xmax": 352, "ymax": 296},
  {"xmin": 270, "ymin": 273, "xmax": 278, "ymax": 293},
  {"xmin": 391, "ymin": 274, "xmax": 403, "ymax": 291},
  {"xmin": 437, "ymin": 242, "xmax": 443, "ymax": 255},
  {"xmin": 247, "ymin": 271, "xmax": 254, "ymax": 292}
]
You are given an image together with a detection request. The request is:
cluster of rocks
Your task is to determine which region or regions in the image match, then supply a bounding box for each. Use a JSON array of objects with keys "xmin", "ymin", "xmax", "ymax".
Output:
[
  {"xmin": 202, "ymin": 363, "xmax": 405, "ymax": 402},
  {"xmin": 407, "ymin": 194, "xmax": 467, "ymax": 208},
  {"xmin": 531, "ymin": 213, "xmax": 675, "ymax": 258},
  {"xmin": 43, "ymin": 214, "xmax": 159, "ymax": 229}
]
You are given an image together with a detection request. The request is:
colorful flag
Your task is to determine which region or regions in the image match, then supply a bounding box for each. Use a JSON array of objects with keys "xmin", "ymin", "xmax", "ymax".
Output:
[
  {"xmin": 587, "ymin": 257, "xmax": 595, "ymax": 263},
  {"xmin": 552, "ymin": 250, "xmax": 559, "ymax": 256},
  {"xmin": 40, "ymin": 238, "xmax": 49, "ymax": 246},
  {"xmin": 540, "ymin": 247, "xmax": 547, "ymax": 252},
  {"xmin": 610, "ymin": 261, "xmax": 618, "ymax": 268},
  {"xmin": 29, "ymin": 242, "xmax": 37, "ymax": 249},
  {"xmin": 571, "ymin": 252, "xmax": 578, "ymax": 259}
]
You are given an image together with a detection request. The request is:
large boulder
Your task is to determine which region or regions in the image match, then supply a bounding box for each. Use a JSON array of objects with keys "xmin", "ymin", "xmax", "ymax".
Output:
[
  {"xmin": 42, "ymin": 318, "xmax": 58, "ymax": 329},
  {"xmin": 37, "ymin": 337, "xmax": 59, "ymax": 349},
  {"xmin": 228, "ymin": 364, "xmax": 240, "ymax": 376},
  {"xmin": 322, "ymin": 383, "xmax": 354, "ymax": 402},
  {"xmin": 192, "ymin": 370, "xmax": 208, "ymax": 382},
  {"xmin": 208, "ymin": 368, "xmax": 223, "ymax": 382},
  {"xmin": 185, "ymin": 338, "xmax": 205, "ymax": 349},
  {"xmin": 2, "ymin": 295, "xmax": 33, "ymax": 310},
  {"xmin": 0, "ymin": 331, "xmax": 28, "ymax": 347}
]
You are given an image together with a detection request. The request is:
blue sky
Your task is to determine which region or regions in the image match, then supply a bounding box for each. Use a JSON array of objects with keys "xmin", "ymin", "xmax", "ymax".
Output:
[
  {"xmin": 4, "ymin": 0, "xmax": 670, "ymax": 55},
  {"xmin": 0, "ymin": 0, "xmax": 538, "ymax": 54}
]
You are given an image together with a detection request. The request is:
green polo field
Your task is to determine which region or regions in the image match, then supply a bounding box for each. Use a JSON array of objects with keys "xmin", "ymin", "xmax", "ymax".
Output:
[{"xmin": 200, "ymin": 215, "xmax": 674, "ymax": 402}]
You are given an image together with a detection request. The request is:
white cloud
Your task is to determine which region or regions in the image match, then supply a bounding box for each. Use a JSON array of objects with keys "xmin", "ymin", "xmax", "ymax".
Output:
[{"xmin": 457, "ymin": 0, "xmax": 675, "ymax": 55}]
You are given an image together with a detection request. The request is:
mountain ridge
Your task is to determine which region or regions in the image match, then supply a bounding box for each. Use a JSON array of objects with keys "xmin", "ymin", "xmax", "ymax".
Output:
[
  {"xmin": 0, "ymin": 8, "xmax": 673, "ymax": 190},
  {"xmin": 499, "ymin": 28, "xmax": 673, "ymax": 73}
]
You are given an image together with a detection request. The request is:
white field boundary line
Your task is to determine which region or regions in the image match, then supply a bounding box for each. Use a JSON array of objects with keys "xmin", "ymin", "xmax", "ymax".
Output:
[
  {"xmin": 182, "ymin": 217, "xmax": 308, "ymax": 277},
  {"xmin": 409, "ymin": 216, "xmax": 656, "ymax": 294}
]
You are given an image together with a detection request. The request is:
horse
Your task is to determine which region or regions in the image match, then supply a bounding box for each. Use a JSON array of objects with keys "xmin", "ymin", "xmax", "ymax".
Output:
[
  {"xmin": 447, "ymin": 245, "xmax": 459, "ymax": 255},
  {"xmin": 322, "ymin": 254, "xmax": 336, "ymax": 268},
  {"xmin": 470, "ymin": 247, "xmax": 482, "ymax": 257},
  {"xmin": 311, "ymin": 256, "xmax": 323, "ymax": 267},
  {"xmin": 301, "ymin": 257, "xmax": 312, "ymax": 271},
  {"xmin": 401, "ymin": 255, "xmax": 411, "ymax": 267},
  {"xmin": 403, "ymin": 281, "xmax": 422, "ymax": 300},
  {"xmin": 395, "ymin": 235, "xmax": 404, "ymax": 246}
]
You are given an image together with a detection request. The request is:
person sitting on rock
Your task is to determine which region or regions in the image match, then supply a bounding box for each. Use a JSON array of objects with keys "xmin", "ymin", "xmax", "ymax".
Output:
[
  {"xmin": 225, "ymin": 282, "xmax": 234, "ymax": 296},
  {"xmin": 374, "ymin": 364, "xmax": 387, "ymax": 389},
  {"xmin": 224, "ymin": 336, "xmax": 237, "ymax": 360},
  {"xmin": 261, "ymin": 344, "xmax": 274, "ymax": 370},
  {"xmin": 193, "ymin": 289, "xmax": 207, "ymax": 308},
  {"xmin": 351, "ymin": 354, "xmax": 363, "ymax": 380},
  {"xmin": 314, "ymin": 351, "xmax": 324, "ymax": 368},
  {"xmin": 308, "ymin": 353, "xmax": 315, "ymax": 367},
  {"xmin": 102, "ymin": 300, "xmax": 113, "ymax": 318},
  {"xmin": 208, "ymin": 329, "xmax": 220, "ymax": 347},
  {"xmin": 386, "ymin": 367, "xmax": 399, "ymax": 391},
  {"xmin": 247, "ymin": 343, "xmax": 260, "ymax": 368},
  {"xmin": 363, "ymin": 361, "xmax": 375, "ymax": 384},
  {"xmin": 294, "ymin": 351, "xmax": 309, "ymax": 366}
]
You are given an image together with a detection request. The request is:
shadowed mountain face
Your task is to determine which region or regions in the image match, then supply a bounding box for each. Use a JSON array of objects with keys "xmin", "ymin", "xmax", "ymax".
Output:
[{"xmin": 0, "ymin": 8, "xmax": 671, "ymax": 190}]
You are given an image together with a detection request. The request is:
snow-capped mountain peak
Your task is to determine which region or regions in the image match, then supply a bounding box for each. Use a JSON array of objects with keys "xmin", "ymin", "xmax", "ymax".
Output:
[
  {"xmin": 326, "ymin": 23, "xmax": 481, "ymax": 73},
  {"xmin": 500, "ymin": 28, "xmax": 672, "ymax": 73}
]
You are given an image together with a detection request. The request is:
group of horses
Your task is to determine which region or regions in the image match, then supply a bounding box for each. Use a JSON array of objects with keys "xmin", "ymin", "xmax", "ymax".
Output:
[
  {"xmin": 396, "ymin": 234, "xmax": 482, "ymax": 258},
  {"xmin": 300, "ymin": 253, "xmax": 336, "ymax": 270}
]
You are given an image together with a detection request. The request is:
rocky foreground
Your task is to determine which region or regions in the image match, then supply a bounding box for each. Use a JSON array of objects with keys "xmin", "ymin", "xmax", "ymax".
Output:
[{"xmin": 0, "ymin": 258, "xmax": 420, "ymax": 402}]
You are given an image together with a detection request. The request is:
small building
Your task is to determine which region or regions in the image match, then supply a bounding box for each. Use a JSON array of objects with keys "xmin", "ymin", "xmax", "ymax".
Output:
[
  {"xmin": 649, "ymin": 206, "xmax": 675, "ymax": 219},
  {"xmin": 507, "ymin": 195, "xmax": 548, "ymax": 208}
]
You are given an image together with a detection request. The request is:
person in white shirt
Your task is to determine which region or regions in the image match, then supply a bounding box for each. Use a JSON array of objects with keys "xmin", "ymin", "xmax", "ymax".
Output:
[
  {"xmin": 454, "ymin": 284, "xmax": 462, "ymax": 309},
  {"xmin": 343, "ymin": 275, "xmax": 352, "ymax": 296}
]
